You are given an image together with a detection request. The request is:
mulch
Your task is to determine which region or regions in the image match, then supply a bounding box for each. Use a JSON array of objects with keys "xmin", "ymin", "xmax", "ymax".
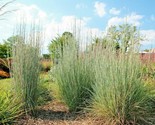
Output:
[{"xmin": 15, "ymin": 100, "xmax": 99, "ymax": 125}]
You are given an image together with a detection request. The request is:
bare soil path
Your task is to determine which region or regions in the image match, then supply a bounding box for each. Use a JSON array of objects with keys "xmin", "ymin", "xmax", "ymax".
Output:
[{"xmin": 16, "ymin": 100, "xmax": 98, "ymax": 125}]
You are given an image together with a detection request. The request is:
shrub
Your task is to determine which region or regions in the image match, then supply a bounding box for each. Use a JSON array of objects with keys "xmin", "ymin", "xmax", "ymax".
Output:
[
  {"xmin": 40, "ymin": 59, "xmax": 52, "ymax": 72},
  {"xmin": 52, "ymin": 42, "xmax": 95, "ymax": 112},
  {"xmin": 142, "ymin": 63, "xmax": 155, "ymax": 92},
  {"xmin": 42, "ymin": 54, "xmax": 51, "ymax": 59},
  {"xmin": 12, "ymin": 24, "xmax": 41, "ymax": 115},
  {"xmin": 142, "ymin": 63, "xmax": 155, "ymax": 80},
  {"xmin": 89, "ymin": 47, "xmax": 155, "ymax": 125}
]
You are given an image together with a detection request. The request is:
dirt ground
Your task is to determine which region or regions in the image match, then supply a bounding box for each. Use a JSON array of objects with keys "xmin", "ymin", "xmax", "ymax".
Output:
[{"xmin": 15, "ymin": 100, "xmax": 100, "ymax": 125}]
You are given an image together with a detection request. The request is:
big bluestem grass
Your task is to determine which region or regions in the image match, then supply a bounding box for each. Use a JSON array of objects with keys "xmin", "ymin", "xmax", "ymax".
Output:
[
  {"xmin": 12, "ymin": 24, "xmax": 41, "ymax": 115},
  {"xmin": 89, "ymin": 45, "xmax": 155, "ymax": 125},
  {"xmin": 52, "ymin": 41, "xmax": 95, "ymax": 112},
  {"xmin": 49, "ymin": 24, "xmax": 155, "ymax": 124}
]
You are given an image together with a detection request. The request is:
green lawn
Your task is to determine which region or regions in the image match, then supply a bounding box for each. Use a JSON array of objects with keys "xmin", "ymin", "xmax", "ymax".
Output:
[
  {"xmin": 0, "ymin": 78, "xmax": 12, "ymax": 91},
  {"xmin": 0, "ymin": 74, "xmax": 50, "ymax": 91},
  {"xmin": 0, "ymin": 74, "xmax": 61, "ymax": 103}
]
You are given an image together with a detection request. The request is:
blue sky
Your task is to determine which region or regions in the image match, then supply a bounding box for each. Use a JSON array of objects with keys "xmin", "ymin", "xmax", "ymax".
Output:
[
  {"xmin": 1, "ymin": 0, "xmax": 155, "ymax": 53},
  {"xmin": 17, "ymin": 0, "xmax": 155, "ymax": 29}
]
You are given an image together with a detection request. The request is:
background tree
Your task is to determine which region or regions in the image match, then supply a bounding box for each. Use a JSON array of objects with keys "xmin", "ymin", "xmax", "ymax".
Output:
[
  {"xmin": 48, "ymin": 31, "xmax": 74, "ymax": 63},
  {"xmin": 42, "ymin": 54, "xmax": 51, "ymax": 59},
  {"xmin": 91, "ymin": 24, "xmax": 142, "ymax": 53},
  {"xmin": 0, "ymin": 43, "xmax": 9, "ymax": 58},
  {"xmin": 0, "ymin": 35, "xmax": 23, "ymax": 58},
  {"xmin": 107, "ymin": 24, "xmax": 142, "ymax": 52},
  {"xmin": 143, "ymin": 49, "xmax": 150, "ymax": 52}
]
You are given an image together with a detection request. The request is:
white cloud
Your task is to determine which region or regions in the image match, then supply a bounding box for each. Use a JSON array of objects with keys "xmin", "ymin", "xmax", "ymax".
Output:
[
  {"xmin": 14, "ymin": 3, "xmax": 48, "ymax": 24},
  {"xmin": 107, "ymin": 13, "xmax": 143, "ymax": 27},
  {"xmin": 109, "ymin": 8, "xmax": 120, "ymax": 15},
  {"xmin": 0, "ymin": 2, "xmax": 103, "ymax": 53},
  {"xmin": 45, "ymin": 16, "xmax": 103, "ymax": 51},
  {"xmin": 140, "ymin": 30, "xmax": 155, "ymax": 45},
  {"xmin": 94, "ymin": 1, "xmax": 106, "ymax": 17}
]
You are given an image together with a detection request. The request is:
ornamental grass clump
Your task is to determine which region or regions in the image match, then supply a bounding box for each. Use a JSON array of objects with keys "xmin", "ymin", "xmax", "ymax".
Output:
[
  {"xmin": 12, "ymin": 24, "xmax": 41, "ymax": 115},
  {"xmin": 0, "ymin": 90, "xmax": 23, "ymax": 124},
  {"xmin": 52, "ymin": 41, "xmax": 95, "ymax": 112},
  {"xmin": 89, "ymin": 45, "xmax": 155, "ymax": 125}
]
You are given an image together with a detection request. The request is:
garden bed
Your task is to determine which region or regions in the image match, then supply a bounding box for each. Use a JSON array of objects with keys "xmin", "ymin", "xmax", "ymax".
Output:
[{"xmin": 16, "ymin": 100, "xmax": 97, "ymax": 125}]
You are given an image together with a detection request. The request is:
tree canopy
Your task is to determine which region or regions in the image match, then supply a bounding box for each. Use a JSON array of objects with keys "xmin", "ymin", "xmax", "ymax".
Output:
[
  {"xmin": 91, "ymin": 24, "xmax": 143, "ymax": 53},
  {"xmin": 0, "ymin": 35, "xmax": 23, "ymax": 58},
  {"xmin": 48, "ymin": 31, "xmax": 75, "ymax": 61}
]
